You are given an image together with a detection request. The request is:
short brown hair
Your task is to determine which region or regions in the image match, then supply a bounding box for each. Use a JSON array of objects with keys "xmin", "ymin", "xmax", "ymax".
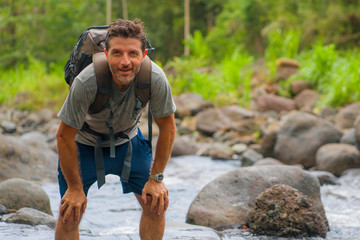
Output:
[{"xmin": 105, "ymin": 18, "xmax": 147, "ymax": 52}]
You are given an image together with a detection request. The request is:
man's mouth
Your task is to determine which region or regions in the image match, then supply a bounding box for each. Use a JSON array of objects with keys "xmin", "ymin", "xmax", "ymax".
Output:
[{"xmin": 119, "ymin": 68, "xmax": 132, "ymax": 73}]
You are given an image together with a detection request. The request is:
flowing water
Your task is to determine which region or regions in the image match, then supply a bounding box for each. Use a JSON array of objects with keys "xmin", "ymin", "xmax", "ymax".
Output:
[{"xmin": 0, "ymin": 155, "xmax": 359, "ymax": 240}]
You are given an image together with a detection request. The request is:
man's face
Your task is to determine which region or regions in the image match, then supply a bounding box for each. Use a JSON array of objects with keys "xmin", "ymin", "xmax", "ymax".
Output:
[{"xmin": 105, "ymin": 37, "xmax": 146, "ymax": 86}]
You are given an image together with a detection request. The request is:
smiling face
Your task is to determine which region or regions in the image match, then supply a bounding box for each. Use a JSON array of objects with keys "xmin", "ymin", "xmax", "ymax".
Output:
[{"xmin": 105, "ymin": 37, "xmax": 147, "ymax": 91}]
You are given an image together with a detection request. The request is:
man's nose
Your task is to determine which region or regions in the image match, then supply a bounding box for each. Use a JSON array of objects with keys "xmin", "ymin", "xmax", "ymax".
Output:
[{"xmin": 121, "ymin": 54, "xmax": 130, "ymax": 66}]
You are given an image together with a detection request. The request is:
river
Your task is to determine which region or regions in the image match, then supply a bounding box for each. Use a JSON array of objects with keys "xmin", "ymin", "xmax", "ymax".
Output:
[{"xmin": 0, "ymin": 155, "xmax": 359, "ymax": 240}]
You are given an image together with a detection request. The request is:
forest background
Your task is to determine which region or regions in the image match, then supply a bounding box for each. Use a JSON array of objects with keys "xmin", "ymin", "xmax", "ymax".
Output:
[{"xmin": 1, "ymin": 0, "xmax": 360, "ymax": 111}]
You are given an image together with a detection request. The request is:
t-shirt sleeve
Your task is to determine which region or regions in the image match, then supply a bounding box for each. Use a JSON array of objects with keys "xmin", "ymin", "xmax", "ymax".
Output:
[
  {"xmin": 58, "ymin": 76, "xmax": 96, "ymax": 129},
  {"xmin": 149, "ymin": 62, "xmax": 177, "ymax": 119}
]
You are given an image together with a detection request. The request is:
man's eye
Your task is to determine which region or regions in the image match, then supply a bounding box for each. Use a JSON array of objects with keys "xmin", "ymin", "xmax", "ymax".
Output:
[{"xmin": 130, "ymin": 51, "xmax": 138, "ymax": 56}]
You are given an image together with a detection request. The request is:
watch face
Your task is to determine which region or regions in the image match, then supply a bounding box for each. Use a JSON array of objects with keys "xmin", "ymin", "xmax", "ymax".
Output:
[{"xmin": 157, "ymin": 174, "xmax": 164, "ymax": 181}]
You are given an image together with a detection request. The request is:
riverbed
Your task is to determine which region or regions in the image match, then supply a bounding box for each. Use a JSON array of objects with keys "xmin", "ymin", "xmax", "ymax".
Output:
[{"xmin": 0, "ymin": 155, "xmax": 359, "ymax": 239}]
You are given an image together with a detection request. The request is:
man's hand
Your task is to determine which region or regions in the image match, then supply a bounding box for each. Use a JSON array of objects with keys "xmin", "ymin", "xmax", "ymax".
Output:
[
  {"xmin": 141, "ymin": 179, "xmax": 169, "ymax": 215},
  {"xmin": 59, "ymin": 189, "xmax": 87, "ymax": 224}
]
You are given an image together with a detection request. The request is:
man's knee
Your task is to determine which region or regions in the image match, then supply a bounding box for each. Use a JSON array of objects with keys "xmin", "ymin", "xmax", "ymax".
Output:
[
  {"xmin": 56, "ymin": 216, "xmax": 80, "ymax": 232},
  {"xmin": 141, "ymin": 196, "xmax": 165, "ymax": 218}
]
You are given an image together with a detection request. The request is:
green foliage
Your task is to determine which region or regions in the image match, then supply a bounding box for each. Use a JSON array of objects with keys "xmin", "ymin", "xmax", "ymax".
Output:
[
  {"xmin": 0, "ymin": 58, "xmax": 67, "ymax": 110},
  {"xmin": 2, "ymin": 0, "xmax": 360, "ymax": 110},
  {"xmin": 167, "ymin": 42, "xmax": 253, "ymax": 107},
  {"xmin": 265, "ymin": 27, "xmax": 302, "ymax": 78},
  {"xmin": 0, "ymin": 0, "xmax": 105, "ymax": 68},
  {"xmin": 291, "ymin": 42, "xmax": 360, "ymax": 107},
  {"xmin": 185, "ymin": 30, "xmax": 211, "ymax": 61}
]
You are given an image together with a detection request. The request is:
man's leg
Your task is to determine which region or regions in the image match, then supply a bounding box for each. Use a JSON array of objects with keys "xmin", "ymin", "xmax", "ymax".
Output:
[
  {"xmin": 135, "ymin": 193, "xmax": 165, "ymax": 240},
  {"xmin": 55, "ymin": 210, "xmax": 83, "ymax": 240}
]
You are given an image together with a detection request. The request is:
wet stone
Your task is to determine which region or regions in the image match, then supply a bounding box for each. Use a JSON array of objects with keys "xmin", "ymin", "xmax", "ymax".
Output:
[{"xmin": 1, "ymin": 121, "xmax": 17, "ymax": 133}]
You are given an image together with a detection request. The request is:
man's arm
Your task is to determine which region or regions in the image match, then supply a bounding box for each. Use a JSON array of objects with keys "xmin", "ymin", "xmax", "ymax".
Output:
[
  {"xmin": 56, "ymin": 121, "xmax": 87, "ymax": 223},
  {"xmin": 141, "ymin": 113, "xmax": 176, "ymax": 215}
]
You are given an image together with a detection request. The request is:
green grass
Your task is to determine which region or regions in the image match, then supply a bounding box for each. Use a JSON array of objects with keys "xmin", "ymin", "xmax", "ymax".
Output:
[{"xmin": 0, "ymin": 58, "xmax": 68, "ymax": 111}]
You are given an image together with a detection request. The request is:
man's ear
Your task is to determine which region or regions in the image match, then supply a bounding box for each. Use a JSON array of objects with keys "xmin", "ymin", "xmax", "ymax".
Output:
[
  {"xmin": 143, "ymin": 49, "xmax": 148, "ymax": 58},
  {"xmin": 104, "ymin": 49, "xmax": 108, "ymax": 55}
]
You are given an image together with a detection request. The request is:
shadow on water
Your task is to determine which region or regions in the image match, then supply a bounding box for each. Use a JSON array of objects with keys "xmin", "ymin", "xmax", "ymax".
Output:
[{"xmin": 0, "ymin": 155, "xmax": 359, "ymax": 240}]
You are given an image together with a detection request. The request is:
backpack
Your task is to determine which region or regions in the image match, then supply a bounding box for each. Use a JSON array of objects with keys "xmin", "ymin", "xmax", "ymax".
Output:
[{"xmin": 64, "ymin": 25, "xmax": 155, "ymax": 188}]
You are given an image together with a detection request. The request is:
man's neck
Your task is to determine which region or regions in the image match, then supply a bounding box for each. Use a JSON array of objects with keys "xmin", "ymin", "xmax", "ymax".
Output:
[{"xmin": 113, "ymin": 78, "xmax": 134, "ymax": 92}]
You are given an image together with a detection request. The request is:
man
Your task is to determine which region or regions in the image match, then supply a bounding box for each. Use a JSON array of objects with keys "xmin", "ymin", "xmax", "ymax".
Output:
[{"xmin": 55, "ymin": 19, "xmax": 176, "ymax": 240}]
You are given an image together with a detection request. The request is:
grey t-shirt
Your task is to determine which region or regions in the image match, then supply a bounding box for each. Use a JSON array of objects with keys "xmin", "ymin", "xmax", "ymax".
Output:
[{"xmin": 58, "ymin": 61, "xmax": 176, "ymax": 146}]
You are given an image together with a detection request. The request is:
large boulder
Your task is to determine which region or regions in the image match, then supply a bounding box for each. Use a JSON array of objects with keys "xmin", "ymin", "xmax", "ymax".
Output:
[
  {"xmin": 274, "ymin": 112, "xmax": 343, "ymax": 168},
  {"xmin": 196, "ymin": 106, "xmax": 254, "ymax": 136},
  {"xmin": 247, "ymin": 184, "xmax": 327, "ymax": 238},
  {"xmin": 0, "ymin": 134, "xmax": 58, "ymax": 182},
  {"xmin": 186, "ymin": 165, "xmax": 326, "ymax": 230},
  {"xmin": 0, "ymin": 178, "xmax": 52, "ymax": 215},
  {"xmin": 316, "ymin": 143, "xmax": 360, "ymax": 176}
]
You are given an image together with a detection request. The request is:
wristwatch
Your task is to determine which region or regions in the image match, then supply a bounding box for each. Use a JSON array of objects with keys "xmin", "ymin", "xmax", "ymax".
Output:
[{"xmin": 150, "ymin": 173, "xmax": 164, "ymax": 182}]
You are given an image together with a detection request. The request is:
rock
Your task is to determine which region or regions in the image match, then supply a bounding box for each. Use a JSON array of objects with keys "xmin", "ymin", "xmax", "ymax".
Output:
[
  {"xmin": 1, "ymin": 207, "xmax": 56, "ymax": 228},
  {"xmin": 19, "ymin": 112, "xmax": 42, "ymax": 132},
  {"xmin": 186, "ymin": 165, "xmax": 326, "ymax": 230},
  {"xmin": 316, "ymin": 143, "xmax": 360, "ymax": 176},
  {"xmin": 241, "ymin": 149, "xmax": 263, "ymax": 166},
  {"xmin": 253, "ymin": 158, "xmax": 285, "ymax": 166},
  {"xmin": 178, "ymin": 116, "xmax": 197, "ymax": 135},
  {"xmin": 290, "ymin": 81, "xmax": 309, "ymax": 95},
  {"xmin": 259, "ymin": 120, "xmax": 280, "ymax": 157},
  {"xmin": 310, "ymin": 171, "xmax": 339, "ymax": 185},
  {"xmin": 1, "ymin": 120, "xmax": 17, "ymax": 133},
  {"xmin": 35, "ymin": 118, "xmax": 60, "ymax": 134},
  {"xmin": 0, "ymin": 178, "xmax": 52, "ymax": 215},
  {"xmin": 37, "ymin": 109, "xmax": 55, "ymax": 123},
  {"xmin": 294, "ymin": 89, "xmax": 319, "ymax": 112},
  {"xmin": 320, "ymin": 106, "xmax": 338, "ymax": 123},
  {"xmin": 275, "ymin": 58, "xmax": 299, "ymax": 81},
  {"xmin": 255, "ymin": 94, "xmax": 297, "ymax": 113},
  {"xmin": 335, "ymin": 102, "xmax": 360, "ymax": 129},
  {"xmin": 208, "ymin": 143, "xmax": 234, "ymax": 160},
  {"xmin": 354, "ymin": 114, "xmax": 360, "ymax": 146},
  {"xmin": 231, "ymin": 143, "xmax": 247, "ymax": 155},
  {"xmin": 20, "ymin": 131, "xmax": 49, "ymax": 148},
  {"xmin": 171, "ymin": 136, "xmax": 198, "ymax": 157},
  {"xmin": 174, "ymin": 93, "xmax": 213, "ymax": 119},
  {"xmin": 340, "ymin": 128, "xmax": 357, "ymax": 146},
  {"xmin": 0, "ymin": 135, "xmax": 58, "ymax": 182},
  {"xmin": 274, "ymin": 112, "xmax": 343, "ymax": 168},
  {"xmin": 196, "ymin": 106, "xmax": 254, "ymax": 136},
  {"xmin": 247, "ymin": 184, "xmax": 327, "ymax": 238},
  {"xmin": 0, "ymin": 204, "xmax": 8, "ymax": 215}
]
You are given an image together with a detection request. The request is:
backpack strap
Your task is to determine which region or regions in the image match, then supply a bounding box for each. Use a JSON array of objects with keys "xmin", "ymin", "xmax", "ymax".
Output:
[
  {"xmin": 88, "ymin": 52, "xmax": 111, "ymax": 114},
  {"xmin": 134, "ymin": 55, "xmax": 153, "ymax": 146},
  {"xmin": 135, "ymin": 55, "xmax": 152, "ymax": 106}
]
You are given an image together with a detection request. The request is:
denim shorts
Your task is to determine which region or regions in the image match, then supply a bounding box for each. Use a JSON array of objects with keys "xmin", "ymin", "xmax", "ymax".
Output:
[{"xmin": 58, "ymin": 129, "xmax": 153, "ymax": 197}]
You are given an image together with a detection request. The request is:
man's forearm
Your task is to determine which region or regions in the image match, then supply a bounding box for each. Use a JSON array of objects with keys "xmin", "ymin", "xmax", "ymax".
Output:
[
  {"xmin": 151, "ymin": 114, "xmax": 176, "ymax": 174},
  {"xmin": 58, "ymin": 137, "xmax": 83, "ymax": 190},
  {"xmin": 56, "ymin": 121, "xmax": 83, "ymax": 191}
]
